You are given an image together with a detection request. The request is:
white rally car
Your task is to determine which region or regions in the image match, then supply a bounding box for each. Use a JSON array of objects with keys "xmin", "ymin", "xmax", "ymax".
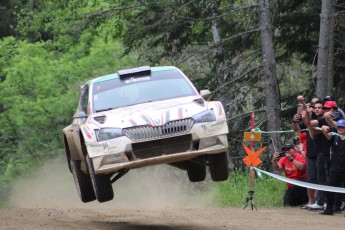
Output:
[{"xmin": 63, "ymin": 66, "xmax": 229, "ymax": 203}]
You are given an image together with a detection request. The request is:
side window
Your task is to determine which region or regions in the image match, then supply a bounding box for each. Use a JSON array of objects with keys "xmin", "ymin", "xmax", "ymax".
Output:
[{"xmin": 79, "ymin": 85, "xmax": 89, "ymax": 113}]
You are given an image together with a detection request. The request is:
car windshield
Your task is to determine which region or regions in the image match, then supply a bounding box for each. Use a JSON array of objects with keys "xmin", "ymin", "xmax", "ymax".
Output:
[{"xmin": 92, "ymin": 69, "xmax": 197, "ymax": 112}]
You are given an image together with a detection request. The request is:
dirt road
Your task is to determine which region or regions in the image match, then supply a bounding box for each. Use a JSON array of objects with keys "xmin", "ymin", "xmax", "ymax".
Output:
[
  {"xmin": 1, "ymin": 157, "xmax": 344, "ymax": 230},
  {"xmin": 1, "ymin": 205, "xmax": 344, "ymax": 230}
]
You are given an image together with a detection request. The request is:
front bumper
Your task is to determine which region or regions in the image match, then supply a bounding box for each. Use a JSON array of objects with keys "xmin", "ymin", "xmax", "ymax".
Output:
[{"xmin": 87, "ymin": 133, "xmax": 228, "ymax": 175}]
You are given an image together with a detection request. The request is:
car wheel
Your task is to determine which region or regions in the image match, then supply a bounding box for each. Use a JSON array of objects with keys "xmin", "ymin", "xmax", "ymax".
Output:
[
  {"xmin": 209, "ymin": 152, "xmax": 229, "ymax": 181},
  {"xmin": 86, "ymin": 155, "xmax": 114, "ymax": 202},
  {"xmin": 187, "ymin": 162, "xmax": 206, "ymax": 182},
  {"xmin": 70, "ymin": 159, "xmax": 96, "ymax": 203}
]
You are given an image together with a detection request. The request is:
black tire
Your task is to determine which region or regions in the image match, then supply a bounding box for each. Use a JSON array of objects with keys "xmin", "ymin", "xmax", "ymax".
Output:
[
  {"xmin": 209, "ymin": 152, "xmax": 229, "ymax": 181},
  {"xmin": 70, "ymin": 159, "xmax": 96, "ymax": 203},
  {"xmin": 86, "ymin": 155, "xmax": 114, "ymax": 202},
  {"xmin": 187, "ymin": 162, "xmax": 206, "ymax": 182}
]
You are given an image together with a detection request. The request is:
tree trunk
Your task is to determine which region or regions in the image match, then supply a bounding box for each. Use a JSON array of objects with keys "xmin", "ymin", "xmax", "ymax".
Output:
[
  {"xmin": 257, "ymin": 0, "xmax": 281, "ymax": 146},
  {"xmin": 210, "ymin": 0, "xmax": 228, "ymax": 103},
  {"xmin": 327, "ymin": 1, "xmax": 335, "ymax": 95},
  {"xmin": 316, "ymin": 0, "xmax": 333, "ymax": 98}
]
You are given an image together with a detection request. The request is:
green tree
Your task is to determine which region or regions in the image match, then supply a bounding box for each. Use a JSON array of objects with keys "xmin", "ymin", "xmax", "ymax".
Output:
[
  {"xmin": 0, "ymin": 32, "xmax": 138, "ymax": 203},
  {"xmin": 0, "ymin": 0, "xmax": 26, "ymax": 38}
]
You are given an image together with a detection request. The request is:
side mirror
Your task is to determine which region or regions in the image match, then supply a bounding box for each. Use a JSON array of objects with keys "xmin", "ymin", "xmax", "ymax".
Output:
[
  {"xmin": 200, "ymin": 89, "xmax": 211, "ymax": 97},
  {"xmin": 73, "ymin": 111, "xmax": 88, "ymax": 119}
]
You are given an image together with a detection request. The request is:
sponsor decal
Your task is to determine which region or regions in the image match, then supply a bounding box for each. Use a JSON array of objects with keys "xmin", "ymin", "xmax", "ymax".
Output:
[
  {"xmin": 201, "ymin": 124, "xmax": 207, "ymax": 131},
  {"xmin": 165, "ymin": 110, "xmax": 170, "ymax": 123},
  {"xmin": 82, "ymin": 127, "xmax": 92, "ymax": 139},
  {"xmin": 129, "ymin": 119, "xmax": 137, "ymax": 126},
  {"xmin": 86, "ymin": 145, "xmax": 105, "ymax": 157},
  {"xmin": 107, "ymin": 146, "xmax": 118, "ymax": 152},
  {"xmin": 102, "ymin": 142, "xmax": 108, "ymax": 149},
  {"xmin": 103, "ymin": 153, "xmax": 129, "ymax": 164},
  {"xmin": 88, "ymin": 101, "xmax": 92, "ymax": 115},
  {"xmin": 178, "ymin": 107, "xmax": 183, "ymax": 119},
  {"xmin": 125, "ymin": 76, "xmax": 151, "ymax": 84},
  {"xmin": 141, "ymin": 114, "xmax": 155, "ymax": 126},
  {"xmin": 88, "ymin": 143, "xmax": 102, "ymax": 148},
  {"xmin": 218, "ymin": 102, "xmax": 223, "ymax": 115},
  {"xmin": 211, "ymin": 119, "xmax": 226, "ymax": 127}
]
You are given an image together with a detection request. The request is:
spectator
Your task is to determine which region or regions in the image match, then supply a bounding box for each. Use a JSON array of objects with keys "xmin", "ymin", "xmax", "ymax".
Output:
[
  {"xmin": 323, "ymin": 95, "xmax": 345, "ymax": 119},
  {"xmin": 303, "ymin": 99, "xmax": 343, "ymax": 211},
  {"xmin": 292, "ymin": 96, "xmax": 319, "ymax": 207},
  {"xmin": 322, "ymin": 100, "xmax": 342, "ymax": 127},
  {"xmin": 320, "ymin": 119, "xmax": 345, "ymax": 215},
  {"xmin": 271, "ymin": 142, "xmax": 308, "ymax": 206}
]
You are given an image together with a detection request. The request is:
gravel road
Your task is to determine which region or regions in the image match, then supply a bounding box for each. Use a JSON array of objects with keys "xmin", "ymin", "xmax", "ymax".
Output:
[{"xmin": 1, "ymin": 157, "xmax": 343, "ymax": 230}]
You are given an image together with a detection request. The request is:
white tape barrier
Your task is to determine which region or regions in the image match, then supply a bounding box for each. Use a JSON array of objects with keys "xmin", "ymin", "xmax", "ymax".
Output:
[{"xmin": 253, "ymin": 167, "xmax": 345, "ymax": 193}]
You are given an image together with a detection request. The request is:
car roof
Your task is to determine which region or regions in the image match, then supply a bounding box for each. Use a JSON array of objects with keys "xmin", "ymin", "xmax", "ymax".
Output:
[{"xmin": 90, "ymin": 66, "xmax": 178, "ymax": 85}]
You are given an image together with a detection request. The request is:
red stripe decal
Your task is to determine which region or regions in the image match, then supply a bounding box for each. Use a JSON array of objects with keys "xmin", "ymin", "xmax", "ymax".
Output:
[{"xmin": 178, "ymin": 107, "xmax": 183, "ymax": 119}]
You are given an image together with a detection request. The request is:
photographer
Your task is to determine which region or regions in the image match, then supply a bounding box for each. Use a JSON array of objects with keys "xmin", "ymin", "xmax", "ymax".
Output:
[{"xmin": 271, "ymin": 142, "xmax": 308, "ymax": 206}]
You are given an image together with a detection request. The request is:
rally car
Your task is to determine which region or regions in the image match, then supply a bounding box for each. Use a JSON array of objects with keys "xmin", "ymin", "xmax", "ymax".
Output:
[{"xmin": 63, "ymin": 66, "xmax": 229, "ymax": 203}]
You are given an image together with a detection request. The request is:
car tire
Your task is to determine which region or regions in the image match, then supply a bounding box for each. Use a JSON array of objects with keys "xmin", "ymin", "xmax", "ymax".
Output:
[
  {"xmin": 187, "ymin": 162, "xmax": 206, "ymax": 182},
  {"xmin": 86, "ymin": 155, "xmax": 114, "ymax": 202},
  {"xmin": 209, "ymin": 152, "xmax": 229, "ymax": 181},
  {"xmin": 70, "ymin": 159, "xmax": 96, "ymax": 203}
]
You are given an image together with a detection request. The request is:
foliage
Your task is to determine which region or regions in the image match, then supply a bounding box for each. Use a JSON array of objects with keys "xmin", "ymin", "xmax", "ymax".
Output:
[
  {"xmin": 0, "ymin": 33, "xmax": 138, "ymax": 202},
  {"xmin": 15, "ymin": 0, "xmax": 126, "ymax": 45},
  {"xmin": 210, "ymin": 170, "xmax": 285, "ymax": 207},
  {"xmin": 0, "ymin": 0, "xmax": 25, "ymax": 38}
]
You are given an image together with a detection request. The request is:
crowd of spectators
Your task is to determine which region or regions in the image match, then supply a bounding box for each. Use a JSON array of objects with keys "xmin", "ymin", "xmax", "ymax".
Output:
[{"xmin": 271, "ymin": 95, "xmax": 345, "ymax": 216}]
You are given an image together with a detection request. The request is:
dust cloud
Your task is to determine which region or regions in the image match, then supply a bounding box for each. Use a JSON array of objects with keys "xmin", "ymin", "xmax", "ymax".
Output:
[{"xmin": 7, "ymin": 155, "xmax": 216, "ymax": 210}]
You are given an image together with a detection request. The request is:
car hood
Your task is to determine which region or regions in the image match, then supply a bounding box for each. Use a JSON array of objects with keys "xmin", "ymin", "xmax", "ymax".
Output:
[{"xmin": 92, "ymin": 96, "xmax": 206, "ymax": 128}]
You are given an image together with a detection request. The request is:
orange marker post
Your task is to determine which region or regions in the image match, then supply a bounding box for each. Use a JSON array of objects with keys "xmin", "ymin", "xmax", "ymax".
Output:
[{"xmin": 243, "ymin": 112, "xmax": 265, "ymax": 210}]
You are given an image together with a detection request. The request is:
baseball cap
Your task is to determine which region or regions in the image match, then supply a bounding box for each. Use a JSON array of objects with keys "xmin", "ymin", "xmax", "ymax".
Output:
[
  {"xmin": 324, "ymin": 95, "xmax": 336, "ymax": 102},
  {"xmin": 323, "ymin": 101, "xmax": 337, "ymax": 109},
  {"xmin": 282, "ymin": 142, "xmax": 295, "ymax": 151},
  {"xmin": 336, "ymin": 119, "xmax": 345, "ymax": 128}
]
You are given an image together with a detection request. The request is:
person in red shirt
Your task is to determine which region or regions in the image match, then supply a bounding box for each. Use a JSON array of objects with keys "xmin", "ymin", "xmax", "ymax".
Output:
[{"xmin": 271, "ymin": 142, "xmax": 308, "ymax": 206}]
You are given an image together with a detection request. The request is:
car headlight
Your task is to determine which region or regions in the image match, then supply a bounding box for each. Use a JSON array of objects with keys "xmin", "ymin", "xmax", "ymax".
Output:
[
  {"xmin": 192, "ymin": 110, "xmax": 216, "ymax": 123},
  {"xmin": 96, "ymin": 128, "xmax": 124, "ymax": 141}
]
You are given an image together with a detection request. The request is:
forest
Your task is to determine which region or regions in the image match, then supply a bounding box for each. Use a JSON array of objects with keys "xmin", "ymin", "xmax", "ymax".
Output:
[{"xmin": 0, "ymin": 0, "xmax": 344, "ymax": 205}]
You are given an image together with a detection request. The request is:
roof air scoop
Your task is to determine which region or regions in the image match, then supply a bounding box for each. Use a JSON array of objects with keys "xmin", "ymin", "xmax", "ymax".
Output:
[{"xmin": 118, "ymin": 66, "xmax": 151, "ymax": 78}]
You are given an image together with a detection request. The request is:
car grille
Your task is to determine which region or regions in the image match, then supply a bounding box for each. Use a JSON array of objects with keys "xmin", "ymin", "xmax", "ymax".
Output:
[
  {"xmin": 131, "ymin": 134, "xmax": 192, "ymax": 159},
  {"xmin": 123, "ymin": 118, "xmax": 194, "ymax": 141}
]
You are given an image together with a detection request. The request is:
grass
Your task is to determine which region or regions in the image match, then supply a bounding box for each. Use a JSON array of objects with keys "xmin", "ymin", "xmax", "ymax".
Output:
[
  {"xmin": 0, "ymin": 202, "xmax": 5, "ymax": 208},
  {"xmin": 209, "ymin": 169, "xmax": 286, "ymax": 207}
]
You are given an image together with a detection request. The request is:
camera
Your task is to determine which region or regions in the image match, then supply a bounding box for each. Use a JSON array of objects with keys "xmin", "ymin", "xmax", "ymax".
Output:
[
  {"xmin": 278, "ymin": 152, "xmax": 286, "ymax": 158},
  {"xmin": 332, "ymin": 111, "xmax": 340, "ymax": 121}
]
